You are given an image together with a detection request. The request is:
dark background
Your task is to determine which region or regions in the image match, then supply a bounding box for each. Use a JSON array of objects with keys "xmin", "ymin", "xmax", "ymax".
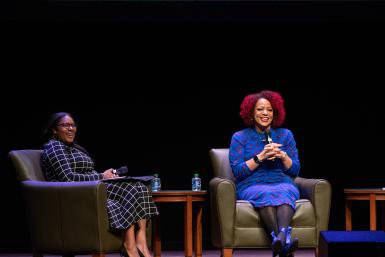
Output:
[{"xmin": 1, "ymin": 0, "xmax": 385, "ymax": 253}]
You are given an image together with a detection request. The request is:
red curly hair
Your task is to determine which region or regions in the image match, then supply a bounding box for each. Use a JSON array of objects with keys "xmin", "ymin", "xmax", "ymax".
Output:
[{"xmin": 240, "ymin": 90, "xmax": 286, "ymax": 127}]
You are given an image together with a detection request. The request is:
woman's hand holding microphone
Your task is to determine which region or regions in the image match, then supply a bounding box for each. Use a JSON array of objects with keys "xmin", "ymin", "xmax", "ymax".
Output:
[
  {"xmin": 261, "ymin": 143, "xmax": 287, "ymax": 161},
  {"xmin": 249, "ymin": 142, "xmax": 289, "ymax": 170},
  {"xmin": 102, "ymin": 168, "xmax": 119, "ymax": 179}
]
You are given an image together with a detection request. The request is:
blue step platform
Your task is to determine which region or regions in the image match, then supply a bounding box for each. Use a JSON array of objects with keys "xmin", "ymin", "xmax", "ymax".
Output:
[{"xmin": 319, "ymin": 231, "xmax": 385, "ymax": 257}]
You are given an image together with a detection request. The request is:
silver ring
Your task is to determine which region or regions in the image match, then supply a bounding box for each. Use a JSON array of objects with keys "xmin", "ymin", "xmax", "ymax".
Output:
[{"xmin": 112, "ymin": 169, "xmax": 117, "ymax": 174}]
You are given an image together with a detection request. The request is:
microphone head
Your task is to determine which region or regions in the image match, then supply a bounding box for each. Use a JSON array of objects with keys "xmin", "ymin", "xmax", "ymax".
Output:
[
  {"xmin": 116, "ymin": 166, "xmax": 128, "ymax": 175},
  {"xmin": 264, "ymin": 130, "xmax": 273, "ymax": 144}
]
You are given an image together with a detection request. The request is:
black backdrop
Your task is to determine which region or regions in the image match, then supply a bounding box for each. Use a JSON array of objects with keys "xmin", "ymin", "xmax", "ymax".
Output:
[{"xmin": 1, "ymin": 1, "xmax": 385, "ymax": 252}]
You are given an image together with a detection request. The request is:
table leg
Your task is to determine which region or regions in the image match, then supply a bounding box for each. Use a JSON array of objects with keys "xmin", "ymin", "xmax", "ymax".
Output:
[
  {"xmin": 382, "ymin": 201, "xmax": 385, "ymax": 231},
  {"xmin": 194, "ymin": 203, "xmax": 203, "ymax": 257},
  {"xmin": 222, "ymin": 248, "xmax": 233, "ymax": 257},
  {"xmin": 345, "ymin": 200, "xmax": 352, "ymax": 231},
  {"xmin": 153, "ymin": 214, "xmax": 161, "ymax": 257},
  {"xmin": 370, "ymin": 194, "xmax": 377, "ymax": 231},
  {"xmin": 185, "ymin": 196, "xmax": 193, "ymax": 257}
]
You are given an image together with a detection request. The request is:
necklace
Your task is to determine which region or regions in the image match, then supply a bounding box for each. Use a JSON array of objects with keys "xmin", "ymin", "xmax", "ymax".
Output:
[
  {"xmin": 254, "ymin": 128, "xmax": 267, "ymax": 144},
  {"xmin": 255, "ymin": 127, "xmax": 274, "ymax": 144}
]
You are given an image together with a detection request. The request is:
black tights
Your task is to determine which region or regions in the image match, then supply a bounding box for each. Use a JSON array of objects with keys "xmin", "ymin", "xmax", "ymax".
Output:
[{"xmin": 258, "ymin": 204, "xmax": 294, "ymax": 242}]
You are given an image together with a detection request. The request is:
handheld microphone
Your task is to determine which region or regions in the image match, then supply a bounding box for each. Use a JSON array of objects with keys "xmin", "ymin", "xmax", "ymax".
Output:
[
  {"xmin": 115, "ymin": 166, "xmax": 128, "ymax": 176},
  {"xmin": 264, "ymin": 130, "xmax": 275, "ymax": 162},
  {"xmin": 264, "ymin": 130, "xmax": 273, "ymax": 144}
]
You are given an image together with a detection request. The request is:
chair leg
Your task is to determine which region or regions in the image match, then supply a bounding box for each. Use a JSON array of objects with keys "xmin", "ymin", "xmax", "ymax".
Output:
[
  {"xmin": 221, "ymin": 248, "xmax": 233, "ymax": 257},
  {"xmin": 315, "ymin": 247, "xmax": 318, "ymax": 257}
]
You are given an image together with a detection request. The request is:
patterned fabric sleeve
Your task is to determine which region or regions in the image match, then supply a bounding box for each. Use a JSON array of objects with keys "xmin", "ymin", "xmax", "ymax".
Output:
[
  {"xmin": 283, "ymin": 129, "xmax": 300, "ymax": 177},
  {"xmin": 44, "ymin": 140, "xmax": 103, "ymax": 181},
  {"xmin": 229, "ymin": 132, "xmax": 253, "ymax": 180}
]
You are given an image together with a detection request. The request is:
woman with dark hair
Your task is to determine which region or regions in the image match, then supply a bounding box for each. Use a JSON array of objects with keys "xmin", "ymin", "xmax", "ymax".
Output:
[
  {"xmin": 229, "ymin": 90, "xmax": 300, "ymax": 257},
  {"xmin": 41, "ymin": 112, "xmax": 158, "ymax": 257}
]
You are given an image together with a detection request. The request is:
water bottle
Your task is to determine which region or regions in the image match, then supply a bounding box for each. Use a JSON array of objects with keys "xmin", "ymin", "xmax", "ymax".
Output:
[
  {"xmin": 192, "ymin": 173, "xmax": 201, "ymax": 191},
  {"xmin": 151, "ymin": 173, "xmax": 161, "ymax": 192}
]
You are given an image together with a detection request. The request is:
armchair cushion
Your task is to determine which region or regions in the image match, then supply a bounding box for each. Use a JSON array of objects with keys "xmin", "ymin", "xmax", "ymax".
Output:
[
  {"xmin": 235, "ymin": 199, "xmax": 315, "ymax": 228},
  {"xmin": 10, "ymin": 150, "xmax": 45, "ymax": 181}
]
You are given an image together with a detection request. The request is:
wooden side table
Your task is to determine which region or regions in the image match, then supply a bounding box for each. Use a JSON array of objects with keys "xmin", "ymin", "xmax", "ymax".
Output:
[
  {"xmin": 344, "ymin": 188, "xmax": 385, "ymax": 231},
  {"xmin": 151, "ymin": 190, "xmax": 207, "ymax": 257}
]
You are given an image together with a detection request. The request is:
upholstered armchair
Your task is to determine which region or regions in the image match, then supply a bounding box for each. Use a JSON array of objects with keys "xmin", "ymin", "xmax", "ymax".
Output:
[
  {"xmin": 9, "ymin": 149, "xmax": 151, "ymax": 257},
  {"xmin": 209, "ymin": 149, "xmax": 331, "ymax": 257}
]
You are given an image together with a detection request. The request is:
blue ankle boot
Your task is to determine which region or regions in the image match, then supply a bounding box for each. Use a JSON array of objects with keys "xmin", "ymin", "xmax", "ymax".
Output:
[
  {"xmin": 283, "ymin": 227, "xmax": 298, "ymax": 257},
  {"xmin": 270, "ymin": 230, "xmax": 284, "ymax": 257}
]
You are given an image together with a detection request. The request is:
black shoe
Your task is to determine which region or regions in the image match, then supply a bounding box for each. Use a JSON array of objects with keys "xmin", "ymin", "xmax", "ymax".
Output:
[
  {"xmin": 137, "ymin": 248, "xmax": 145, "ymax": 257},
  {"xmin": 120, "ymin": 244, "xmax": 130, "ymax": 257}
]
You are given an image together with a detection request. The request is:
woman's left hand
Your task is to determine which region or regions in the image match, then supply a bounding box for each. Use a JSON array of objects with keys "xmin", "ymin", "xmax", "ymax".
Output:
[{"xmin": 275, "ymin": 150, "xmax": 288, "ymax": 160}]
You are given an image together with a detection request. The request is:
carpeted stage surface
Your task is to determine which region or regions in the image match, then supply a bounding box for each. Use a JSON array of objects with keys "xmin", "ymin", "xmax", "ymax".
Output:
[{"xmin": 0, "ymin": 249, "xmax": 316, "ymax": 257}]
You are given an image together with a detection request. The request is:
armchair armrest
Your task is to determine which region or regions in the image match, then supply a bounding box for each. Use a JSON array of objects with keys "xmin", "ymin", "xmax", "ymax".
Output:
[
  {"xmin": 21, "ymin": 180, "xmax": 109, "ymax": 252},
  {"xmin": 294, "ymin": 177, "xmax": 332, "ymax": 232},
  {"xmin": 209, "ymin": 177, "xmax": 237, "ymax": 248}
]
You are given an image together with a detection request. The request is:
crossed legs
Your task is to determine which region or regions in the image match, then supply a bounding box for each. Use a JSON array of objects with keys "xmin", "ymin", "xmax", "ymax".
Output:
[
  {"xmin": 258, "ymin": 205, "xmax": 296, "ymax": 256},
  {"xmin": 259, "ymin": 205, "xmax": 294, "ymax": 240}
]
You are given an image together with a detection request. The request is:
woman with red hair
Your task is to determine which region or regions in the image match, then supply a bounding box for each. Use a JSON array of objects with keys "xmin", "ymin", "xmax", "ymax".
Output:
[{"xmin": 229, "ymin": 90, "xmax": 300, "ymax": 257}]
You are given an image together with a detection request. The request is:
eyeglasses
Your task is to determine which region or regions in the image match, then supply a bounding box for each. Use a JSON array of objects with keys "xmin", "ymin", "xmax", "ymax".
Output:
[{"xmin": 57, "ymin": 123, "xmax": 78, "ymax": 129}]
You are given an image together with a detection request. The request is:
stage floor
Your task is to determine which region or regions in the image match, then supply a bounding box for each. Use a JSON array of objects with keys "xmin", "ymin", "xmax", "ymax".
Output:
[{"xmin": 0, "ymin": 249, "xmax": 316, "ymax": 257}]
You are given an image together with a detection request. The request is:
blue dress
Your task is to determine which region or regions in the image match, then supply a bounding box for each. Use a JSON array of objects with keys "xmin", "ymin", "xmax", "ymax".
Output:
[{"xmin": 229, "ymin": 127, "xmax": 300, "ymax": 209}]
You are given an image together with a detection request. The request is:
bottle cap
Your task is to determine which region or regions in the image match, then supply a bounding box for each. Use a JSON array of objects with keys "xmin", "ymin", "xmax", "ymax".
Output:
[{"xmin": 194, "ymin": 173, "xmax": 199, "ymax": 177}]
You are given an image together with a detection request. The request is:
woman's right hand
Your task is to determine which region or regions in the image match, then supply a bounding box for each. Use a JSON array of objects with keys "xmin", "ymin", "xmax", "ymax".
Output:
[{"xmin": 102, "ymin": 168, "xmax": 119, "ymax": 179}]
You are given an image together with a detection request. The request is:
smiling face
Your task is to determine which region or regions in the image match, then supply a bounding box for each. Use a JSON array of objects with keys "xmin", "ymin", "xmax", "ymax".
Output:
[
  {"xmin": 253, "ymin": 98, "xmax": 274, "ymax": 131},
  {"xmin": 52, "ymin": 115, "xmax": 77, "ymax": 144}
]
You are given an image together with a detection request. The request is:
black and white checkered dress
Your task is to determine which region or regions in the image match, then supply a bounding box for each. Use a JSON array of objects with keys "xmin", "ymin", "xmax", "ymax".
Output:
[{"xmin": 41, "ymin": 139, "xmax": 159, "ymax": 230}]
